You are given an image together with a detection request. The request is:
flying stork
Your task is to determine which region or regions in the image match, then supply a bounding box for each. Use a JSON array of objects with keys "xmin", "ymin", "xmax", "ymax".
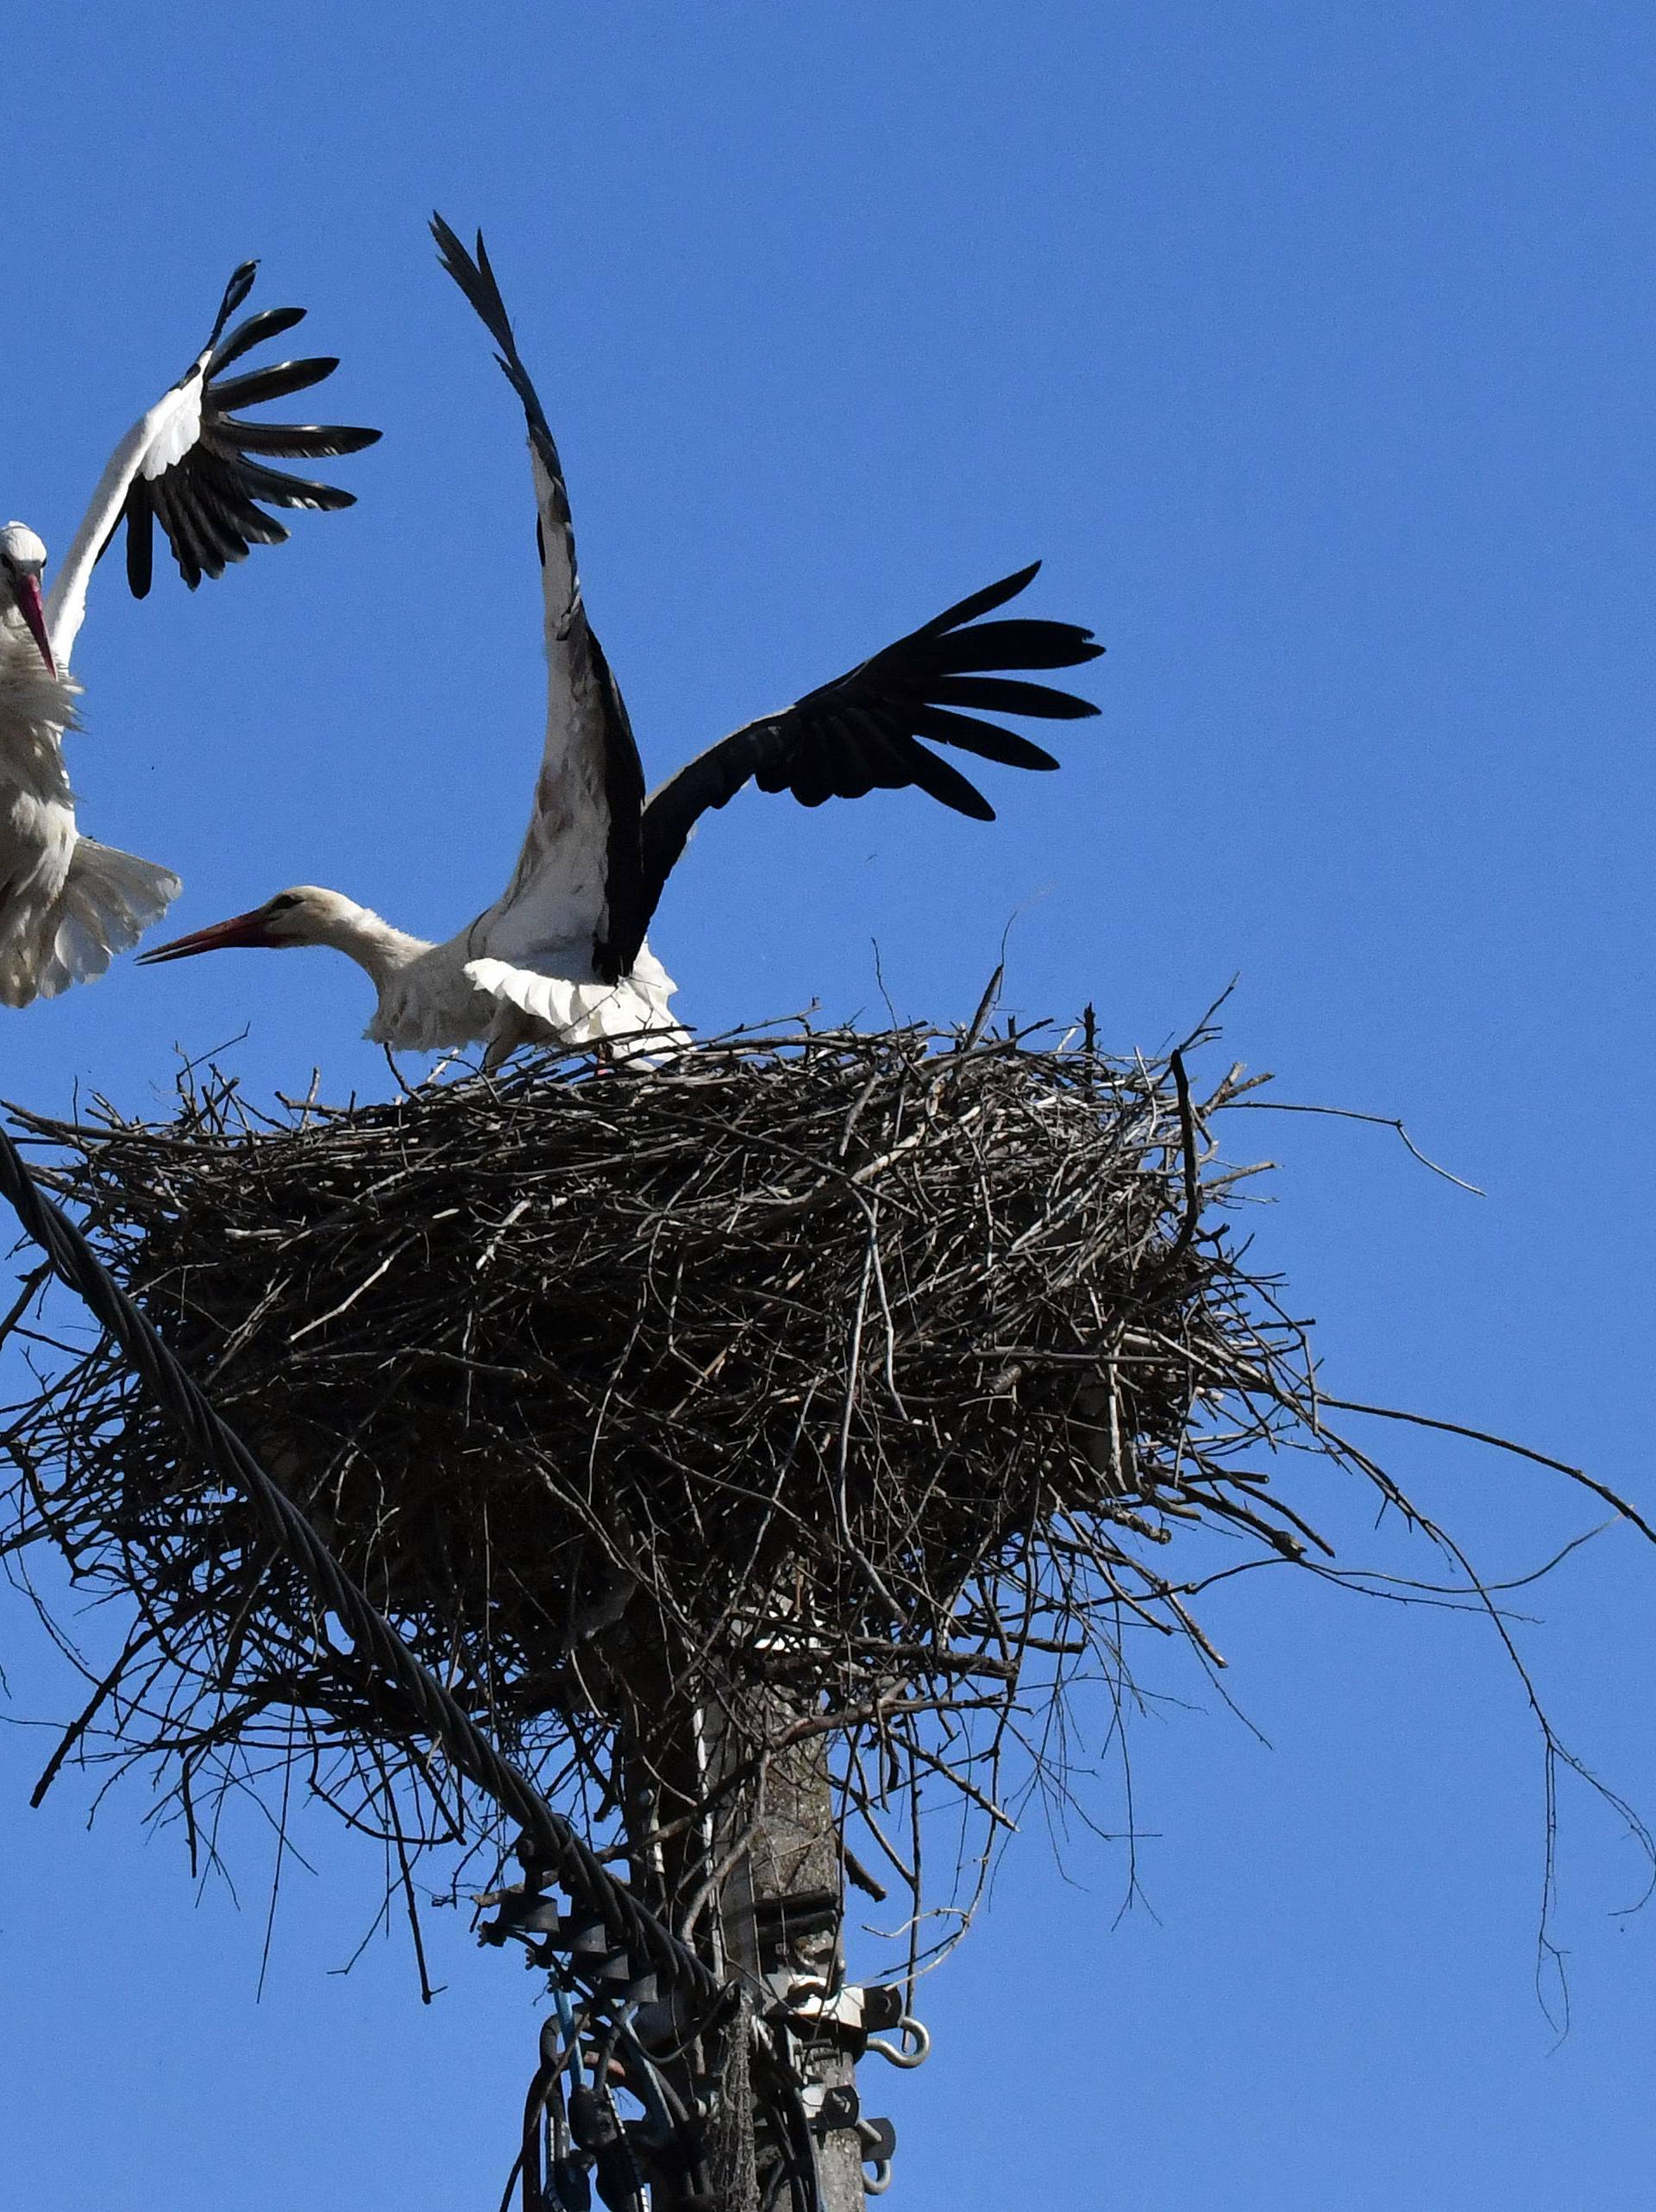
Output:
[
  {"xmin": 138, "ymin": 218, "xmax": 1103, "ymax": 1059},
  {"xmin": 0, "ymin": 261, "xmax": 377, "ymax": 1007}
]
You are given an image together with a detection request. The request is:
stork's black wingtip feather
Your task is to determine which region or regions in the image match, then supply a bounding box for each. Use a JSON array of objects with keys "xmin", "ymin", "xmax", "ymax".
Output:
[
  {"xmin": 206, "ymin": 258, "xmax": 263, "ymax": 351},
  {"xmin": 916, "ymin": 561, "xmax": 1057, "ymax": 639},
  {"xmin": 431, "ymin": 216, "xmax": 524, "ymax": 372},
  {"xmin": 430, "ymin": 214, "xmax": 483, "ymax": 299}
]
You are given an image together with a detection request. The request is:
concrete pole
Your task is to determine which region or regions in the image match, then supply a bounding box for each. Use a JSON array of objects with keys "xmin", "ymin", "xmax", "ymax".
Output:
[
  {"xmin": 720, "ymin": 1729, "xmax": 866, "ymax": 2212},
  {"xmin": 623, "ymin": 1694, "xmax": 867, "ymax": 2212}
]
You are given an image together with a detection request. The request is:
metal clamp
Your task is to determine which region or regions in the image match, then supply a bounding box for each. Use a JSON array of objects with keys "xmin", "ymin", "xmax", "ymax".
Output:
[
  {"xmin": 798, "ymin": 2081, "xmax": 860, "ymax": 2134},
  {"xmin": 781, "ymin": 1978, "xmax": 903, "ymax": 2029}
]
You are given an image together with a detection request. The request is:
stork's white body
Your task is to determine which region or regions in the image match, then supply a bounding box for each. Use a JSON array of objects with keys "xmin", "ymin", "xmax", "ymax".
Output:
[
  {"xmin": 285, "ymin": 895, "xmax": 676, "ymax": 1058},
  {"xmin": 0, "ymin": 627, "xmax": 85, "ymax": 1005},
  {"xmin": 0, "ymin": 525, "xmax": 180, "ymax": 1006}
]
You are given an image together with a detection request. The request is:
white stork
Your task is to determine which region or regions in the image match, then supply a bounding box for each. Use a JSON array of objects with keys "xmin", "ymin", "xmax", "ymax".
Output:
[
  {"xmin": 139, "ymin": 219, "xmax": 1103, "ymax": 1061},
  {"xmin": 0, "ymin": 262, "xmax": 377, "ymax": 1006}
]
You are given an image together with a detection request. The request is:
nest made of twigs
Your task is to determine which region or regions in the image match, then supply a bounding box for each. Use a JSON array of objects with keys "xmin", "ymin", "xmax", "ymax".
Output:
[{"xmin": 2, "ymin": 1018, "xmax": 1400, "ymax": 1945}]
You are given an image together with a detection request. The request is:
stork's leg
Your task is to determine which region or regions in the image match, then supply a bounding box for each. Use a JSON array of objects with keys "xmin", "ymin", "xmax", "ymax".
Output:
[{"xmin": 482, "ymin": 1002, "xmax": 543, "ymax": 1070}]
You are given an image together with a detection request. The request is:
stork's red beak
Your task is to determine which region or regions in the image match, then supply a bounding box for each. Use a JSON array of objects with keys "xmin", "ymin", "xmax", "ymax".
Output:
[
  {"xmin": 136, "ymin": 906, "xmax": 278, "ymax": 964},
  {"xmin": 14, "ymin": 573, "xmax": 55, "ymax": 678}
]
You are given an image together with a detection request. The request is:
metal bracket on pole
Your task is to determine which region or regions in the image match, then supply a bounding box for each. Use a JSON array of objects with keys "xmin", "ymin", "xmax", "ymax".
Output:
[{"xmin": 478, "ymin": 1871, "xmax": 660, "ymax": 2006}]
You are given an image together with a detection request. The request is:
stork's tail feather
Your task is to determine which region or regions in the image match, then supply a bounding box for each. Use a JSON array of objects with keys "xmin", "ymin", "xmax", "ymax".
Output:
[
  {"xmin": 6, "ymin": 839, "xmax": 182, "ymax": 1005},
  {"xmin": 465, "ymin": 953, "xmax": 685, "ymax": 1066}
]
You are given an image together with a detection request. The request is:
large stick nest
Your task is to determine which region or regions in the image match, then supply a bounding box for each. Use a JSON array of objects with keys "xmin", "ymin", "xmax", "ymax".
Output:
[{"xmin": 0, "ymin": 1020, "xmax": 1421, "ymax": 1952}]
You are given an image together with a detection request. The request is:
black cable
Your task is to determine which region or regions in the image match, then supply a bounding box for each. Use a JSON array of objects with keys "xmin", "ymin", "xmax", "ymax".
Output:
[
  {"xmin": 0, "ymin": 1122, "xmax": 721, "ymax": 2004},
  {"xmin": 749, "ymin": 2033, "xmax": 824, "ymax": 2212}
]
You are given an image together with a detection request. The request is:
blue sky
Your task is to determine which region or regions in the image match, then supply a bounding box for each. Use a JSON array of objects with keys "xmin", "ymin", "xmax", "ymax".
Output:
[{"xmin": 3, "ymin": 4, "xmax": 1655, "ymax": 2205}]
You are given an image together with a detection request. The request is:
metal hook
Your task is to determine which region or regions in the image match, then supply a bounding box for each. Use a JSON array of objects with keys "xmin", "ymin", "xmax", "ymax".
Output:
[{"xmin": 865, "ymin": 2015, "xmax": 930, "ymax": 2069}]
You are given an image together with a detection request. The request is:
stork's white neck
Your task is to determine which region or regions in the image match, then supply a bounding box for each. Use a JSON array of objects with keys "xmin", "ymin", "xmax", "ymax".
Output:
[{"xmin": 310, "ymin": 899, "xmax": 434, "ymax": 985}]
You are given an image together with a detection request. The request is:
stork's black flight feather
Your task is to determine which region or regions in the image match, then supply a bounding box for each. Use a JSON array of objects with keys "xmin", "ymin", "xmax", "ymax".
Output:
[
  {"xmin": 630, "ymin": 564, "xmax": 1103, "ymax": 968},
  {"xmin": 117, "ymin": 261, "xmax": 381, "ymax": 597}
]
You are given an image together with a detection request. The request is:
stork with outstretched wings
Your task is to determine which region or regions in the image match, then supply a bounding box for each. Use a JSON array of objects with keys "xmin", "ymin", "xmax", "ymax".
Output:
[
  {"xmin": 139, "ymin": 219, "xmax": 1101, "ymax": 1061},
  {"xmin": 0, "ymin": 260, "xmax": 378, "ymax": 1006}
]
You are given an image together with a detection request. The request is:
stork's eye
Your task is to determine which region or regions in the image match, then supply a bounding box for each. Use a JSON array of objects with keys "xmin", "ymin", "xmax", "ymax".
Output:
[{"xmin": 268, "ymin": 893, "xmax": 302, "ymax": 912}]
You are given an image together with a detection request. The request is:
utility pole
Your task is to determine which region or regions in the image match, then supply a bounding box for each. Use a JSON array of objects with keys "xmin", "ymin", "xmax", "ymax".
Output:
[
  {"xmin": 615, "ymin": 1676, "xmax": 885, "ymax": 2211},
  {"xmin": 712, "ymin": 1726, "xmax": 866, "ymax": 2212}
]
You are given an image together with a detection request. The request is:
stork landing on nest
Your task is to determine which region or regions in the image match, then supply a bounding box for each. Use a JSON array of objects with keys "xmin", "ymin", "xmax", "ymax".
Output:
[{"xmin": 139, "ymin": 220, "xmax": 1106, "ymax": 1063}]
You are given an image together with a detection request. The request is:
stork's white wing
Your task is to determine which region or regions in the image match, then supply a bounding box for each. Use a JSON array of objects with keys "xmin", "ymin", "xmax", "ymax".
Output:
[
  {"xmin": 431, "ymin": 218, "xmax": 649, "ymax": 984},
  {"xmin": 45, "ymin": 261, "xmax": 380, "ymax": 668}
]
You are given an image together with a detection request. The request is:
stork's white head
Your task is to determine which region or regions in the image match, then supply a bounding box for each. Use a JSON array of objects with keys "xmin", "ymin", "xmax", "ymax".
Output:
[
  {"xmin": 0, "ymin": 523, "xmax": 54, "ymax": 676},
  {"xmin": 137, "ymin": 886, "xmax": 367, "ymax": 962},
  {"xmin": 0, "ymin": 523, "xmax": 47, "ymax": 570}
]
